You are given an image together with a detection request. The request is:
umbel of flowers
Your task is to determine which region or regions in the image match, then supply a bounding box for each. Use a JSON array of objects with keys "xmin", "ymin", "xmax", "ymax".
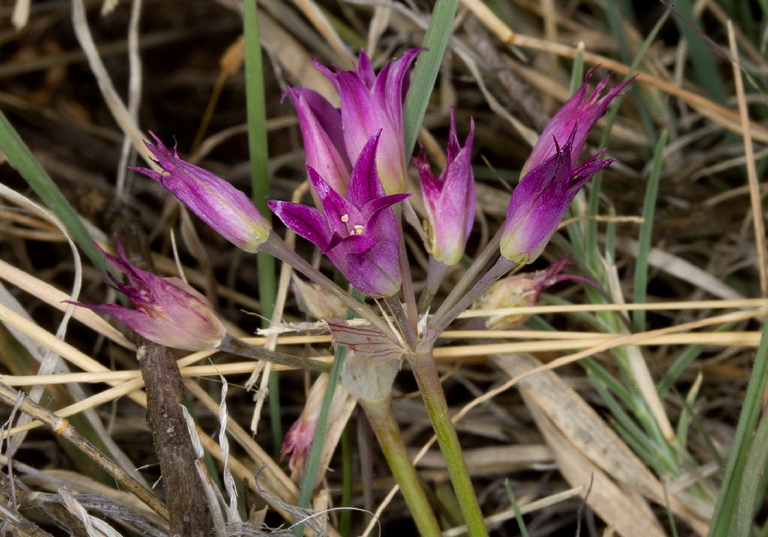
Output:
[{"xmin": 74, "ymin": 48, "xmax": 631, "ymax": 537}]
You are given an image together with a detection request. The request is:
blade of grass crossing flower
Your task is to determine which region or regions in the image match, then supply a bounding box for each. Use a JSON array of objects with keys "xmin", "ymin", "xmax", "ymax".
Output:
[
  {"xmin": 584, "ymin": 6, "xmax": 668, "ymax": 258},
  {"xmin": 632, "ymin": 130, "xmax": 667, "ymax": 333},
  {"xmin": 708, "ymin": 316, "xmax": 768, "ymax": 536},
  {"xmin": 0, "ymin": 111, "xmax": 103, "ymax": 274},
  {"xmin": 604, "ymin": 206, "xmax": 618, "ymax": 264},
  {"xmin": 296, "ymin": 288, "xmax": 366, "ymax": 534},
  {"xmin": 402, "ymin": 0, "xmax": 459, "ymax": 155},
  {"xmin": 243, "ymin": 0, "xmax": 281, "ymax": 453},
  {"xmin": 568, "ymin": 50, "xmax": 585, "ymax": 93}
]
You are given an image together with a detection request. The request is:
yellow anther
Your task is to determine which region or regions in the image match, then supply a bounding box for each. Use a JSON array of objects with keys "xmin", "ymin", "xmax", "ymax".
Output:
[{"xmin": 341, "ymin": 214, "xmax": 349, "ymax": 222}]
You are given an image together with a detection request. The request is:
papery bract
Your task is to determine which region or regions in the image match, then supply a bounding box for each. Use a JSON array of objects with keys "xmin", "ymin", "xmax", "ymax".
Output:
[
  {"xmin": 70, "ymin": 239, "xmax": 226, "ymax": 351},
  {"xmin": 326, "ymin": 318, "xmax": 404, "ymax": 404},
  {"xmin": 269, "ymin": 132, "xmax": 410, "ymax": 298},
  {"xmin": 313, "ymin": 49, "xmax": 419, "ymax": 194},
  {"xmin": 501, "ymin": 136, "xmax": 612, "ymax": 264},
  {"xmin": 284, "ymin": 87, "xmax": 352, "ymax": 196},
  {"xmin": 521, "ymin": 68, "xmax": 632, "ymax": 176},
  {"xmin": 414, "ymin": 111, "xmax": 475, "ymax": 265},
  {"xmin": 132, "ymin": 133, "xmax": 270, "ymax": 252},
  {"xmin": 291, "ymin": 274, "xmax": 347, "ymax": 320}
]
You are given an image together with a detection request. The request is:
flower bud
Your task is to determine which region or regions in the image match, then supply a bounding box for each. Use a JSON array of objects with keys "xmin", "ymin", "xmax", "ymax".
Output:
[
  {"xmin": 70, "ymin": 239, "xmax": 226, "ymax": 351},
  {"xmin": 133, "ymin": 133, "xmax": 270, "ymax": 253}
]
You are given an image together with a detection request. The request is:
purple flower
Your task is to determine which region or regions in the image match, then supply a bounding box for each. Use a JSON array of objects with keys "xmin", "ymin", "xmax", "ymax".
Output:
[
  {"xmin": 500, "ymin": 135, "xmax": 612, "ymax": 264},
  {"xmin": 414, "ymin": 111, "xmax": 475, "ymax": 266},
  {"xmin": 310, "ymin": 49, "xmax": 420, "ymax": 194},
  {"xmin": 284, "ymin": 87, "xmax": 352, "ymax": 196},
  {"xmin": 70, "ymin": 239, "xmax": 226, "ymax": 351},
  {"xmin": 132, "ymin": 133, "xmax": 270, "ymax": 253},
  {"xmin": 269, "ymin": 132, "xmax": 410, "ymax": 298},
  {"xmin": 521, "ymin": 68, "xmax": 632, "ymax": 176}
]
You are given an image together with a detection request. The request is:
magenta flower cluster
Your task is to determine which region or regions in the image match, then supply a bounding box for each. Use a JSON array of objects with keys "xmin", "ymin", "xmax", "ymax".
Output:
[{"xmin": 74, "ymin": 50, "xmax": 630, "ymax": 355}]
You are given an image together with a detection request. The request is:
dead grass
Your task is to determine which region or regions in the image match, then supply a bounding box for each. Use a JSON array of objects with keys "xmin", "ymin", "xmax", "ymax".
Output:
[{"xmin": 1, "ymin": 0, "xmax": 766, "ymax": 535}]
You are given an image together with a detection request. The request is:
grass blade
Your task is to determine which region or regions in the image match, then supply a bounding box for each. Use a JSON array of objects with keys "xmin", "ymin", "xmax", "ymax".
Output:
[
  {"xmin": 708, "ymin": 313, "xmax": 768, "ymax": 536},
  {"xmin": 0, "ymin": 111, "xmax": 103, "ymax": 273},
  {"xmin": 632, "ymin": 129, "xmax": 667, "ymax": 333},
  {"xmin": 402, "ymin": 0, "xmax": 459, "ymax": 155},
  {"xmin": 243, "ymin": 0, "xmax": 281, "ymax": 453}
]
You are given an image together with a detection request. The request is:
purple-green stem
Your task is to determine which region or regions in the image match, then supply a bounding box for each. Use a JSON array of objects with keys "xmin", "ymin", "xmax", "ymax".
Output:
[
  {"xmin": 418, "ymin": 257, "xmax": 451, "ymax": 313},
  {"xmin": 424, "ymin": 255, "xmax": 516, "ymax": 348},
  {"xmin": 361, "ymin": 397, "xmax": 443, "ymax": 537},
  {"xmin": 408, "ymin": 350, "xmax": 489, "ymax": 537},
  {"xmin": 259, "ymin": 231, "xmax": 397, "ymax": 341},
  {"xmin": 395, "ymin": 206, "xmax": 420, "ymax": 332},
  {"xmin": 384, "ymin": 295, "xmax": 418, "ymax": 350},
  {"xmin": 427, "ymin": 227, "xmax": 505, "ymax": 331},
  {"xmin": 218, "ymin": 334, "xmax": 330, "ymax": 373}
]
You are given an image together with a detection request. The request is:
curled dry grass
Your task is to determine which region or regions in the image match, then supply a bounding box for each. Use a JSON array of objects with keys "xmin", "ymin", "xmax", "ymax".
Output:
[{"xmin": 1, "ymin": 0, "xmax": 767, "ymax": 535}]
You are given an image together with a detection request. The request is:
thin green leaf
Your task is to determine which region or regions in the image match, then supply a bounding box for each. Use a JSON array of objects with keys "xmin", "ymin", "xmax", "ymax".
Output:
[
  {"xmin": 708, "ymin": 314, "xmax": 768, "ymax": 536},
  {"xmin": 243, "ymin": 0, "xmax": 281, "ymax": 454},
  {"xmin": 733, "ymin": 410, "xmax": 768, "ymax": 536},
  {"xmin": 402, "ymin": 0, "xmax": 459, "ymax": 155},
  {"xmin": 632, "ymin": 129, "xmax": 667, "ymax": 333},
  {"xmin": 504, "ymin": 479, "xmax": 530, "ymax": 537},
  {"xmin": 0, "ymin": 110, "xmax": 103, "ymax": 273}
]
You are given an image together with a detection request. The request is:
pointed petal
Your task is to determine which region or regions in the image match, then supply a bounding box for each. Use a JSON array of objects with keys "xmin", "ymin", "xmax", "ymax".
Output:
[
  {"xmin": 268, "ymin": 200, "xmax": 333, "ymax": 251},
  {"xmin": 307, "ymin": 167, "xmax": 362, "ymax": 237},
  {"xmin": 345, "ymin": 132, "xmax": 385, "ymax": 207},
  {"xmin": 522, "ymin": 70, "xmax": 633, "ymax": 174},
  {"xmin": 285, "ymin": 87, "xmax": 351, "ymax": 194}
]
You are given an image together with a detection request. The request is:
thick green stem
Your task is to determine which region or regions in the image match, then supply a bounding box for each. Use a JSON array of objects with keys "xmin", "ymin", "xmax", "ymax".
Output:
[
  {"xmin": 409, "ymin": 351, "xmax": 488, "ymax": 537},
  {"xmin": 361, "ymin": 397, "xmax": 443, "ymax": 537}
]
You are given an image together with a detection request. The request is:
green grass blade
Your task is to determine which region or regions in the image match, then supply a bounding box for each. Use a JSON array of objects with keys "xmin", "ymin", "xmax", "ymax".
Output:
[
  {"xmin": 402, "ymin": 0, "xmax": 459, "ymax": 156},
  {"xmin": 708, "ymin": 314, "xmax": 768, "ymax": 536},
  {"xmin": 243, "ymin": 0, "xmax": 281, "ymax": 454},
  {"xmin": 296, "ymin": 287, "xmax": 365, "ymax": 532},
  {"xmin": 733, "ymin": 411, "xmax": 768, "ymax": 536},
  {"xmin": 339, "ymin": 424, "xmax": 353, "ymax": 536},
  {"xmin": 632, "ymin": 129, "xmax": 667, "ymax": 333},
  {"xmin": 0, "ymin": 110, "xmax": 103, "ymax": 273},
  {"xmin": 504, "ymin": 479, "xmax": 530, "ymax": 537},
  {"xmin": 657, "ymin": 321, "xmax": 736, "ymax": 397},
  {"xmin": 668, "ymin": 0, "xmax": 728, "ymax": 105}
]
